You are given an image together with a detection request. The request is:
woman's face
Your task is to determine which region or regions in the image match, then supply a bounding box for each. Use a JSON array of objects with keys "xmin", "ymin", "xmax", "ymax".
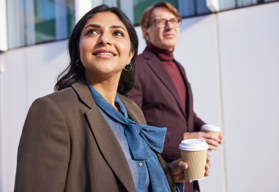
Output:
[{"xmin": 79, "ymin": 11, "xmax": 134, "ymax": 82}]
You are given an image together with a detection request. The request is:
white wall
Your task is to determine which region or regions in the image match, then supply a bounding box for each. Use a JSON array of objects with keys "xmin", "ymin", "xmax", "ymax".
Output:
[
  {"xmin": 174, "ymin": 2, "xmax": 279, "ymax": 192},
  {"xmin": 0, "ymin": 0, "xmax": 8, "ymax": 51},
  {"xmin": 0, "ymin": 41, "xmax": 69, "ymax": 191},
  {"xmin": 175, "ymin": 14, "xmax": 225, "ymax": 192},
  {"xmin": 218, "ymin": 3, "xmax": 279, "ymax": 192},
  {"xmin": 0, "ymin": 2, "xmax": 279, "ymax": 192}
]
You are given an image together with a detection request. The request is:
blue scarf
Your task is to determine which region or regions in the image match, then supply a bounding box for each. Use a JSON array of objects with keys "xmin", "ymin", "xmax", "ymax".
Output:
[{"xmin": 87, "ymin": 84, "xmax": 171, "ymax": 192}]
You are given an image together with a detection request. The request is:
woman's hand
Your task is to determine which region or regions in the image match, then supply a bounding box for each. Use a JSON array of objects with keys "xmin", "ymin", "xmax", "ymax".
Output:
[
  {"xmin": 167, "ymin": 159, "xmax": 192, "ymax": 183},
  {"xmin": 168, "ymin": 153, "xmax": 211, "ymax": 183}
]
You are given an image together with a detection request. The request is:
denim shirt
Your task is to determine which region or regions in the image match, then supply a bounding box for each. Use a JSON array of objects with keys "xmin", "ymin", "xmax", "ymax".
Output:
[
  {"xmin": 100, "ymin": 110, "xmax": 151, "ymax": 191},
  {"xmin": 87, "ymin": 83, "xmax": 183, "ymax": 192}
]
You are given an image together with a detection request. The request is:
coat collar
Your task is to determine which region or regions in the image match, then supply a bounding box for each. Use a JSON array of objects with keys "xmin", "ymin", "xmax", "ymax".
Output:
[
  {"xmin": 142, "ymin": 47, "xmax": 187, "ymax": 117},
  {"xmin": 71, "ymin": 79, "xmax": 136, "ymax": 192}
]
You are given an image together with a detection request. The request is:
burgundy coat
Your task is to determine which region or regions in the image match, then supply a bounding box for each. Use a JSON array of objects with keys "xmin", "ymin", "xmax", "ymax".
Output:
[{"xmin": 126, "ymin": 47, "xmax": 205, "ymax": 192}]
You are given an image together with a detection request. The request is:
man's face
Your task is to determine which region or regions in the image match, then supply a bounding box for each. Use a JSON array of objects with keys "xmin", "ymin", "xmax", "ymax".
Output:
[{"xmin": 143, "ymin": 7, "xmax": 180, "ymax": 51}]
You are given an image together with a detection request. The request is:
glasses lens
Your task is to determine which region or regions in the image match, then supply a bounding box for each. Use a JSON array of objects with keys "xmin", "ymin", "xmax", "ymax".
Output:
[
  {"xmin": 154, "ymin": 18, "xmax": 180, "ymax": 28},
  {"xmin": 170, "ymin": 18, "xmax": 179, "ymax": 26},
  {"xmin": 155, "ymin": 19, "xmax": 165, "ymax": 28}
]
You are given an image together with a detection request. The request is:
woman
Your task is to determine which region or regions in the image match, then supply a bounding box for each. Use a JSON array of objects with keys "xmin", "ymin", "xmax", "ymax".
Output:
[{"xmin": 14, "ymin": 5, "xmax": 208, "ymax": 192}]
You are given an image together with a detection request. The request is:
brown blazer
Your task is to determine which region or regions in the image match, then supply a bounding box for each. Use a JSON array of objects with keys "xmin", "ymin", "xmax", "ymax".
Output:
[
  {"xmin": 14, "ymin": 79, "xmax": 176, "ymax": 192},
  {"xmin": 126, "ymin": 47, "xmax": 205, "ymax": 191}
]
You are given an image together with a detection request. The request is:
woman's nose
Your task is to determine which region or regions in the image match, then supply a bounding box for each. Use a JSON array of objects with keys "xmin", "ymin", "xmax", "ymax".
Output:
[{"xmin": 98, "ymin": 33, "xmax": 111, "ymax": 45}]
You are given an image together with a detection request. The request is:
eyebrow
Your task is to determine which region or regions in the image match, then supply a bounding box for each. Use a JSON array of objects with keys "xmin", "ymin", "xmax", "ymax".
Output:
[
  {"xmin": 153, "ymin": 17, "xmax": 177, "ymax": 20},
  {"xmin": 84, "ymin": 24, "xmax": 127, "ymax": 31}
]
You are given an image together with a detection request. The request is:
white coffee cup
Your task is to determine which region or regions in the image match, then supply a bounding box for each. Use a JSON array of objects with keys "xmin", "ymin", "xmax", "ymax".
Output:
[{"xmin": 201, "ymin": 124, "xmax": 221, "ymax": 137}]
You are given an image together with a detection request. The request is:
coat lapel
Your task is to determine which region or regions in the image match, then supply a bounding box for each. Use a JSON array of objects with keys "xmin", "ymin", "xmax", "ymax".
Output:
[
  {"xmin": 72, "ymin": 80, "xmax": 136, "ymax": 192},
  {"xmin": 143, "ymin": 48, "xmax": 187, "ymax": 117},
  {"xmin": 176, "ymin": 63, "xmax": 192, "ymax": 119},
  {"xmin": 118, "ymin": 94, "xmax": 147, "ymax": 125}
]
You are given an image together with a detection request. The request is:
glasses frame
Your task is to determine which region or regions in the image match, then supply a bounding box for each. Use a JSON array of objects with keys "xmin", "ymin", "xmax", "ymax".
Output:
[{"xmin": 151, "ymin": 18, "xmax": 181, "ymax": 28}]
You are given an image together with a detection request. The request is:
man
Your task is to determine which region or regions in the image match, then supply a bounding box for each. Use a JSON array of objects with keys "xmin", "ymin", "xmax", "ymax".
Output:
[{"xmin": 126, "ymin": 2, "xmax": 224, "ymax": 192}]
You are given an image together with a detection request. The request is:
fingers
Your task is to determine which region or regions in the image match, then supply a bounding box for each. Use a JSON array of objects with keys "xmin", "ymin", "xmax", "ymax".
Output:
[
  {"xmin": 208, "ymin": 144, "xmax": 218, "ymax": 151},
  {"xmin": 179, "ymin": 161, "xmax": 188, "ymax": 170},
  {"xmin": 169, "ymin": 159, "xmax": 192, "ymax": 183},
  {"xmin": 168, "ymin": 159, "xmax": 188, "ymax": 175},
  {"xmin": 205, "ymin": 166, "xmax": 210, "ymax": 177},
  {"xmin": 172, "ymin": 157, "xmax": 210, "ymax": 182},
  {"xmin": 205, "ymin": 157, "xmax": 210, "ymax": 176},
  {"xmin": 186, "ymin": 179, "xmax": 193, "ymax": 183},
  {"xmin": 184, "ymin": 131, "xmax": 223, "ymax": 146},
  {"xmin": 206, "ymin": 138, "xmax": 219, "ymax": 150},
  {"xmin": 184, "ymin": 132, "xmax": 220, "ymax": 142},
  {"xmin": 205, "ymin": 160, "xmax": 211, "ymax": 171},
  {"xmin": 184, "ymin": 131, "xmax": 220, "ymax": 151},
  {"xmin": 175, "ymin": 175, "xmax": 193, "ymax": 183},
  {"xmin": 172, "ymin": 159, "xmax": 187, "ymax": 169},
  {"xmin": 207, "ymin": 153, "xmax": 211, "ymax": 162},
  {"xmin": 200, "ymin": 132, "xmax": 221, "ymax": 150},
  {"xmin": 204, "ymin": 153, "xmax": 211, "ymax": 177}
]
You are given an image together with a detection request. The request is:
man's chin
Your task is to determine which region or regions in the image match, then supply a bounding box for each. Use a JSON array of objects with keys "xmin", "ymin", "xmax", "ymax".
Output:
[{"xmin": 161, "ymin": 43, "xmax": 177, "ymax": 51}]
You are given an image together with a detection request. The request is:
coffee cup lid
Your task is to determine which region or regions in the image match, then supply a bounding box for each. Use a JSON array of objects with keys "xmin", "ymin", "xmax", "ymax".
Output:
[
  {"xmin": 201, "ymin": 124, "xmax": 221, "ymax": 132},
  {"xmin": 179, "ymin": 139, "xmax": 209, "ymax": 151}
]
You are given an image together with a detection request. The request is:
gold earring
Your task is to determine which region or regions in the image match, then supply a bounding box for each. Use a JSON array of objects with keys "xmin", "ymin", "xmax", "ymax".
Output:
[{"xmin": 76, "ymin": 59, "xmax": 83, "ymax": 68}]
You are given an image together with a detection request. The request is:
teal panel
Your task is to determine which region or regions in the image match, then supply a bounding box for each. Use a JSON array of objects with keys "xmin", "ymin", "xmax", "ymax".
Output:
[
  {"xmin": 133, "ymin": 0, "xmax": 179, "ymax": 25},
  {"xmin": 66, "ymin": 0, "xmax": 75, "ymax": 36},
  {"xmin": 35, "ymin": 19, "xmax": 56, "ymax": 43}
]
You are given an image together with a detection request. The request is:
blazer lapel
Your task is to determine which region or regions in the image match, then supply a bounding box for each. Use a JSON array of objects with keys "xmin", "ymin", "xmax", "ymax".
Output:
[
  {"xmin": 176, "ymin": 63, "xmax": 192, "ymax": 118},
  {"xmin": 143, "ymin": 48, "xmax": 186, "ymax": 117},
  {"xmin": 119, "ymin": 94, "xmax": 147, "ymax": 125},
  {"xmin": 72, "ymin": 80, "xmax": 136, "ymax": 192}
]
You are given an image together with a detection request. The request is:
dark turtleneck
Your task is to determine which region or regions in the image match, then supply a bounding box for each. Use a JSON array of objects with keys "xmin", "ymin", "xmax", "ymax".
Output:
[{"xmin": 147, "ymin": 42, "xmax": 186, "ymax": 111}]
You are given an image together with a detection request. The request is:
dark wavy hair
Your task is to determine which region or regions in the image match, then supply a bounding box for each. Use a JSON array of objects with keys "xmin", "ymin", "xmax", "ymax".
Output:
[{"xmin": 54, "ymin": 4, "xmax": 138, "ymax": 94}]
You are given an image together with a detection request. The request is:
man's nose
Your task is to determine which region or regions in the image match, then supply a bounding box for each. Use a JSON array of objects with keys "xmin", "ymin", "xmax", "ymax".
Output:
[{"xmin": 165, "ymin": 20, "xmax": 174, "ymax": 29}]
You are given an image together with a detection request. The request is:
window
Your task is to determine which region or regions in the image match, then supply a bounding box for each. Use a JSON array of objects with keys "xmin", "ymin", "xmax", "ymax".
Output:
[
  {"xmin": 5, "ymin": 0, "xmax": 278, "ymax": 49},
  {"xmin": 92, "ymin": 0, "xmax": 210, "ymax": 25},
  {"xmin": 219, "ymin": 0, "xmax": 278, "ymax": 11},
  {"xmin": 7, "ymin": 0, "xmax": 75, "ymax": 49},
  {"xmin": 121, "ymin": 0, "xmax": 278, "ymax": 24},
  {"xmin": 179, "ymin": 0, "xmax": 210, "ymax": 18}
]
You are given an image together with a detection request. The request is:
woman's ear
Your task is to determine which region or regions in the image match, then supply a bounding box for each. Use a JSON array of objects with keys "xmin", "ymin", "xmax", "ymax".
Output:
[{"xmin": 128, "ymin": 50, "xmax": 135, "ymax": 63}]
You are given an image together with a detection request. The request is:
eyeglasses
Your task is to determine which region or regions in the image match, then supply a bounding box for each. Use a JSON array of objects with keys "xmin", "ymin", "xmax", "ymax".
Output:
[{"xmin": 151, "ymin": 18, "xmax": 181, "ymax": 28}]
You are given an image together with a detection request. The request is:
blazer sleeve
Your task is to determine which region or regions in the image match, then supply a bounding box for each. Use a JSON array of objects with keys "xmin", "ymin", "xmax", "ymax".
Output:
[
  {"xmin": 14, "ymin": 97, "xmax": 70, "ymax": 192},
  {"xmin": 193, "ymin": 112, "xmax": 205, "ymax": 132}
]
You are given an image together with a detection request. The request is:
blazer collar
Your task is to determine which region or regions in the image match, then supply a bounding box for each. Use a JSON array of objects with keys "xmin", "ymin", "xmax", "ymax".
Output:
[
  {"xmin": 71, "ymin": 79, "xmax": 136, "ymax": 192},
  {"xmin": 71, "ymin": 78, "xmax": 94, "ymax": 108},
  {"xmin": 142, "ymin": 47, "xmax": 187, "ymax": 117},
  {"xmin": 118, "ymin": 94, "xmax": 147, "ymax": 124}
]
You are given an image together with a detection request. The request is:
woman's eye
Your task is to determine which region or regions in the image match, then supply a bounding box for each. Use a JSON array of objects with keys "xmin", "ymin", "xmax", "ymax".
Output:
[
  {"xmin": 86, "ymin": 29, "xmax": 98, "ymax": 35},
  {"xmin": 114, "ymin": 30, "xmax": 124, "ymax": 37}
]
